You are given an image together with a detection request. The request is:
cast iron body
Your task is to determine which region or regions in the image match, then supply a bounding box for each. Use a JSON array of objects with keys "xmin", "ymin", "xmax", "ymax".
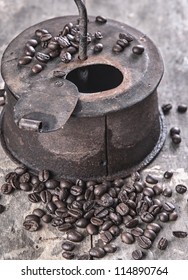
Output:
[{"xmin": 0, "ymin": 16, "xmax": 165, "ymax": 180}]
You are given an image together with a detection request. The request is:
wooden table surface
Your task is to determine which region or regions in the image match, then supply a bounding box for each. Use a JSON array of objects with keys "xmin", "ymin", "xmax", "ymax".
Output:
[{"xmin": 0, "ymin": 0, "xmax": 188, "ymax": 260}]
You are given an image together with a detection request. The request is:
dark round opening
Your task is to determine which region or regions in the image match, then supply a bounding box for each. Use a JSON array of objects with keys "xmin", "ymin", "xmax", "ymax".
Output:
[{"xmin": 66, "ymin": 64, "xmax": 123, "ymax": 93}]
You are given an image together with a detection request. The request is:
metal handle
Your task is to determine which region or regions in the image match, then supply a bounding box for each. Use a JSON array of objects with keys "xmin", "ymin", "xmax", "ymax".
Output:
[{"xmin": 74, "ymin": 0, "xmax": 88, "ymax": 61}]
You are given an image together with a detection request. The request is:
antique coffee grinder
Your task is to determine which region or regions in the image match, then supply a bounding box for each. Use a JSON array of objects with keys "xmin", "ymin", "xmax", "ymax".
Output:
[{"xmin": 0, "ymin": 0, "xmax": 165, "ymax": 180}]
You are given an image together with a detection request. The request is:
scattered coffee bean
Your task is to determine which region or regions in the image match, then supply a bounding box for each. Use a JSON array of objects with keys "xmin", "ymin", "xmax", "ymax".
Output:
[
  {"xmin": 32, "ymin": 64, "xmax": 43, "ymax": 74},
  {"xmin": 175, "ymin": 184, "xmax": 187, "ymax": 194},
  {"xmin": 172, "ymin": 134, "xmax": 181, "ymax": 144},
  {"xmin": 95, "ymin": 31, "xmax": 103, "ymax": 39},
  {"xmin": 119, "ymin": 32, "xmax": 134, "ymax": 42},
  {"xmin": 40, "ymin": 33, "xmax": 52, "ymax": 42},
  {"xmin": 67, "ymin": 230, "xmax": 84, "ymax": 242},
  {"xmin": 145, "ymin": 174, "xmax": 158, "ymax": 184},
  {"xmin": 144, "ymin": 229, "xmax": 157, "ymax": 241},
  {"xmin": 137, "ymin": 236, "xmax": 152, "ymax": 249},
  {"xmin": 93, "ymin": 43, "xmax": 103, "ymax": 53},
  {"xmin": 19, "ymin": 172, "xmax": 30, "ymax": 183},
  {"xmin": 153, "ymin": 184, "xmax": 163, "ymax": 195},
  {"xmin": 141, "ymin": 212, "xmax": 154, "ymax": 223},
  {"xmin": 158, "ymin": 237, "xmax": 168, "ymax": 250},
  {"xmin": 132, "ymin": 45, "xmax": 145, "ymax": 55},
  {"xmin": 172, "ymin": 231, "xmax": 187, "ymax": 238},
  {"xmin": 26, "ymin": 39, "xmax": 38, "ymax": 48},
  {"xmin": 77, "ymin": 254, "xmax": 91, "ymax": 260},
  {"xmin": 0, "ymin": 204, "xmax": 5, "ymax": 214},
  {"xmin": 40, "ymin": 190, "xmax": 52, "ymax": 203},
  {"xmin": 159, "ymin": 212, "xmax": 169, "ymax": 222},
  {"xmin": 46, "ymin": 201, "xmax": 57, "ymax": 214},
  {"xmin": 112, "ymin": 44, "xmax": 123, "ymax": 53},
  {"xmin": 15, "ymin": 165, "xmax": 27, "ymax": 175},
  {"xmin": 25, "ymin": 45, "xmax": 35, "ymax": 57},
  {"xmin": 170, "ymin": 127, "xmax": 180, "ymax": 136},
  {"xmin": 18, "ymin": 56, "xmax": 32, "ymax": 65},
  {"xmin": 62, "ymin": 251, "xmax": 74, "ymax": 259},
  {"xmin": 45, "ymin": 179, "xmax": 59, "ymax": 189},
  {"xmin": 164, "ymin": 171, "xmax": 173, "ymax": 179},
  {"xmin": 90, "ymin": 217, "xmax": 103, "ymax": 226},
  {"xmin": 38, "ymin": 170, "xmax": 50, "ymax": 182},
  {"xmin": 23, "ymin": 220, "xmax": 39, "ymax": 232},
  {"xmin": 25, "ymin": 214, "xmax": 40, "ymax": 224},
  {"xmin": 86, "ymin": 223, "xmax": 98, "ymax": 235},
  {"xmin": 103, "ymin": 244, "xmax": 117, "ymax": 253},
  {"xmin": 169, "ymin": 211, "xmax": 178, "ymax": 221},
  {"xmin": 96, "ymin": 16, "xmax": 107, "ymax": 24},
  {"xmin": 1, "ymin": 183, "xmax": 13, "ymax": 194},
  {"xmin": 146, "ymin": 223, "xmax": 161, "ymax": 233},
  {"xmin": 35, "ymin": 52, "xmax": 50, "ymax": 63},
  {"xmin": 58, "ymin": 223, "xmax": 73, "ymax": 232},
  {"xmin": 89, "ymin": 246, "xmax": 106, "ymax": 258},
  {"xmin": 177, "ymin": 104, "xmax": 187, "ymax": 113},
  {"xmin": 116, "ymin": 202, "xmax": 129, "ymax": 216},
  {"xmin": 35, "ymin": 28, "xmax": 49, "ymax": 37},
  {"xmin": 62, "ymin": 241, "xmax": 75, "ymax": 251},
  {"xmin": 100, "ymin": 231, "xmax": 113, "ymax": 243},
  {"xmin": 161, "ymin": 103, "xmax": 172, "ymax": 114},
  {"xmin": 132, "ymin": 249, "xmax": 144, "ymax": 260},
  {"xmin": 163, "ymin": 187, "xmax": 172, "ymax": 197},
  {"xmin": 33, "ymin": 208, "xmax": 45, "ymax": 218},
  {"xmin": 163, "ymin": 202, "xmax": 175, "ymax": 212},
  {"xmin": 20, "ymin": 182, "xmax": 32, "ymax": 192},
  {"xmin": 121, "ymin": 232, "xmax": 135, "ymax": 244},
  {"xmin": 125, "ymin": 218, "xmax": 139, "ymax": 228},
  {"xmin": 131, "ymin": 227, "xmax": 144, "ymax": 237},
  {"xmin": 143, "ymin": 187, "xmax": 155, "ymax": 197},
  {"xmin": 28, "ymin": 193, "xmax": 41, "ymax": 203},
  {"xmin": 61, "ymin": 52, "xmax": 72, "ymax": 63},
  {"xmin": 117, "ymin": 39, "xmax": 129, "ymax": 48}
]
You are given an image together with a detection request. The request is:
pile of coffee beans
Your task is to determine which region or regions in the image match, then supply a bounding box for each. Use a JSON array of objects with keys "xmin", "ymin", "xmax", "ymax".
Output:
[
  {"xmin": 18, "ymin": 15, "xmax": 144, "ymax": 74},
  {"xmin": 0, "ymin": 165, "xmax": 187, "ymax": 260}
]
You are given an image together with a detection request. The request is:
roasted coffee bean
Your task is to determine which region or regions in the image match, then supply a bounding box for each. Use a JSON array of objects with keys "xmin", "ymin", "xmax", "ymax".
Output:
[
  {"xmin": 70, "ymin": 41, "xmax": 79, "ymax": 49},
  {"xmin": 28, "ymin": 193, "xmax": 41, "ymax": 203},
  {"xmin": 60, "ymin": 179, "xmax": 72, "ymax": 189},
  {"xmin": 26, "ymin": 39, "xmax": 38, "ymax": 47},
  {"xmin": 65, "ymin": 216, "xmax": 77, "ymax": 223},
  {"xmin": 117, "ymin": 39, "xmax": 129, "ymax": 48},
  {"xmin": 35, "ymin": 28, "xmax": 49, "ymax": 37},
  {"xmin": 62, "ymin": 241, "xmax": 75, "ymax": 251},
  {"xmin": 51, "ymin": 217, "xmax": 64, "ymax": 227},
  {"xmin": 18, "ymin": 56, "xmax": 32, "ymax": 65},
  {"xmin": 143, "ymin": 187, "xmax": 155, "ymax": 197},
  {"xmin": 58, "ymin": 36, "xmax": 70, "ymax": 48},
  {"xmin": 94, "ymin": 184, "xmax": 107, "ymax": 197},
  {"xmin": 163, "ymin": 202, "xmax": 175, "ymax": 212},
  {"xmin": 40, "ymin": 33, "xmax": 52, "ymax": 42},
  {"xmin": 172, "ymin": 231, "xmax": 187, "ymax": 238},
  {"xmin": 112, "ymin": 44, "xmax": 123, "ymax": 53},
  {"xmin": 159, "ymin": 212, "xmax": 169, "ymax": 222},
  {"xmin": 23, "ymin": 220, "xmax": 39, "ymax": 232},
  {"xmin": 136, "ymin": 200, "xmax": 149, "ymax": 215},
  {"xmin": 89, "ymin": 246, "xmax": 106, "ymax": 258},
  {"xmin": 32, "ymin": 64, "xmax": 43, "ymax": 74},
  {"xmin": 131, "ymin": 227, "xmax": 144, "ymax": 237},
  {"xmin": 15, "ymin": 165, "xmax": 27, "ymax": 175},
  {"xmin": 70, "ymin": 185, "xmax": 83, "ymax": 196},
  {"xmin": 45, "ymin": 179, "xmax": 59, "ymax": 189},
  {"xmin": 58, "ymin": 223, "xmax": 73, "ymax": 232},
  {"xmin": 33, "ymin": 208, "xmax": 45, "ymax": 218},
  {"xmin": 25, "ymin": 214, "xmax": 40, "ymax": 224},
  {"xmin": 66, "ymin": 34, "xmax": 75, "ymax": 42},
  {"xmin": 52, "ymin": 195, "xmax": 59, "ymax": 203},
  {"xmin": 86, "ymin": 180, "xmax": 96, "ymax": 188},
  {"xmin": 119, "ymin": 32, "xmax": 134, "ymax": 42},
  {"xmin": 42, "ymin": 214, "xmax": 52, "ymax": 223},
  {"xmin": 46, "ymin": 202, "xmax": 57, "ymax": 214},
  {"xmin": 59, "ymin": 188, "xmax": 69, "ymax": 201},
  {"xmin": 132, "ymin": 249, "xmax": 144, "ymax": 260},
  {"xmin": 66, "ymin": 194, "xmax": 75, "ymax": 204},
  {"xmin": 114, "ymin": 178, "xmax": 124, "ymax": 187},
  {"xmin": 124, "ymin": 185, "xmax": 135, "ymax": 193},
  {"xmin": 48, "ymin": 40, "xmax": 60, "ymax": 51},
  {"xmin": 49, "ymin": 49, "xmax": 60, "ymax": 58},
  {"xmin": 121, "ymin": 232, "xmax": 135, "ymax": 244},
  {"xmin": 5, "ymin": 172, "xmax": 17, "ymax": 183},
  {"xmin": 145, "ymin": 174, "xmax": 158, "ymax": 184},
  {"xmin": 103, "ymin": 244, "xmax": 117, "ymax": 253},
  {"xmin": 172, "ymin": 134, "xmax": 181, "ymax": 144},
  {"xmin": 126, "ymin": 199, "xmax": 136, "ymax": 209},
  {"xmin": 40, "ymin": 190, "xmax": 52, "ymax": 203},
  {"xmin": 55, "ymin": 207, "xmax": 68, "ymax": 218},
  {"xmin": 20, "ymin": 182, "xmax": 32, "ymax": 192},
  {"xmin": 125, "ymin": 218, "xmax": 139, "ymax": 228},
  {"xmin": 169, "ymin": 211, "xmax": 178, "ymax": 221},
  {"xmin": 33, "ymin": 182, "xmax": 45, "ymax": 193},
  {"xmin": 83, "ymin": 200, "xmax": 95, "ymax": 212},
  {"xmin": 140, "ymin": 212, "xmax": 154, "ymax": 223},
  {"xmin": 61, "ymin": 52, "xmax": 72, "ymax": 63},
  {"xmin": 68, "ymin": 208, "xmax": 83, "ymax": 219},
  {"xmin": 153, "ymin": 184, "xmax": 163, "ymax": 195},
  {"xmin": 137, "ymin": 236, "xmax": 152, "ymax": 249},
  {"xmin": 123, "ymin": 215, "xmax": 132, "ymax": 224},
  {"xmin": 134, "ymin": 181, "xmax": 144, "ymax": 193},
  {"xmin": 129, "ymin": 208, "xmax": 137, "ymax": 217},
  {"xmin": 90, "ymin": 217, "xmax": 103, "ymax": 226},
  {"xmin": 84, "ymin": 209, "xmax": 95, "ymax": 220},
  {"xmin": 109, "ymin": 225, "xmax": 120, "ymax": 237},
  {"xmin": 62, "ymin": 251, "xmax": 74, "ymax": 259},
  {"xmin": 100, "ymin": 231, "xmax": 113, "ymax": 243},
  {"xmin": 109, "ymin": 212, "xmax": 122, "ymax": 225},
  {"xmin": 38, "ymin": 170, "xmax": 50, "ymax": 182},
  {"xmin": 94, "ymin": 43, "xmax": 103, "ymax": 53},
  {"xmin": 67, "ymin": 230, "xmax": 84, "ymax": 242},
  {"xmin": 149, "ymin": 204, "xmax": 161, "ymax": 216},
  {"xmin": 25, "ymin": 45, "xmax": 35, "ymax": 57},
  {"xmin": 101, "ymin": 220, "xmax": 113, "ymax": 231},
  {"xmin": 36, "ymin": 52, "xmax": 50, "ymax": 63},
  {"xmin": 99, "ymin": 193, "xmax": 114, "ymax": 207},
  {"xmin": 0, "ymin": 204, "xmax": 5, "ymax": 214},
  {"xmin": 144, "ymin": 229, "xmax": 157, "ymax": 241},
  {"xmin": 118, "ymin": 190, "xmax": 129, "ymax": 203},
  {"xmin": 1, "ymin": 183, "xmax": 13, "ymax": 194},
  {"xmin": 19, "ymin": 172, "xmax": 30, "ymax": 183},
  {"xmin": 96, "ymin": 16, "xmax": 107, "ymax": 24},
  {"xmin": 108, "ymin": 188, "xmax": 117, "ymax": 198},
  {"xmin": 146, "ymin": 223, "xmax": 161, "ymax": 233},
  {"xmin": 85, "ymin": 186, "xmax": 95, "ymax": 201},
  {"xmin": 177, "ymin": 104, "xmax": 187, "ymax": 113},
  {"xmin": 164, "ymin": 171, "xmax": 173, "ymax": 179},
  {"xmin": 71, "ymin": 200, "xmax": 83, "ymax": 209},
  {"xmin": 158, "ymin": 237, "xmax": 168, "ymax": 250},
  {"xmin": 152, "ymin": 198, "xmax": 162, "ymax": 207},
  {"xmin": 163, "ymin": 187, "xmax": 172, "ymax": 197},
  {"xmin": 86, "ymin": 223, "xmax": 98, "ymax": 235},
  {"xmin": 76, "ymin": 218, "xmax": 89, "ymax": 228},
  {"xmin": 77, "ymin": 254, "xmax": 91, "ymax": 260},
  {"xmin": 175, "ymin": 184, "xmax": 187, "ymax": 194},
  {"xmin": 162, "ymin": 103, "xmax": 172, "ymax": 114},
  {"xmin": 132, "ymin": 45, "xmax": 145, "ymax": 55},
  {"xmin": 116, "ymin": 203, "xmax": 129, "ymax": 216},
  {"xmin": 170, "ymin": 127, "xmax": 180, "ymax": 136},
  {"xmin": 95, "ymin": 31, "xmax": 103, "ymax": 39}
]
